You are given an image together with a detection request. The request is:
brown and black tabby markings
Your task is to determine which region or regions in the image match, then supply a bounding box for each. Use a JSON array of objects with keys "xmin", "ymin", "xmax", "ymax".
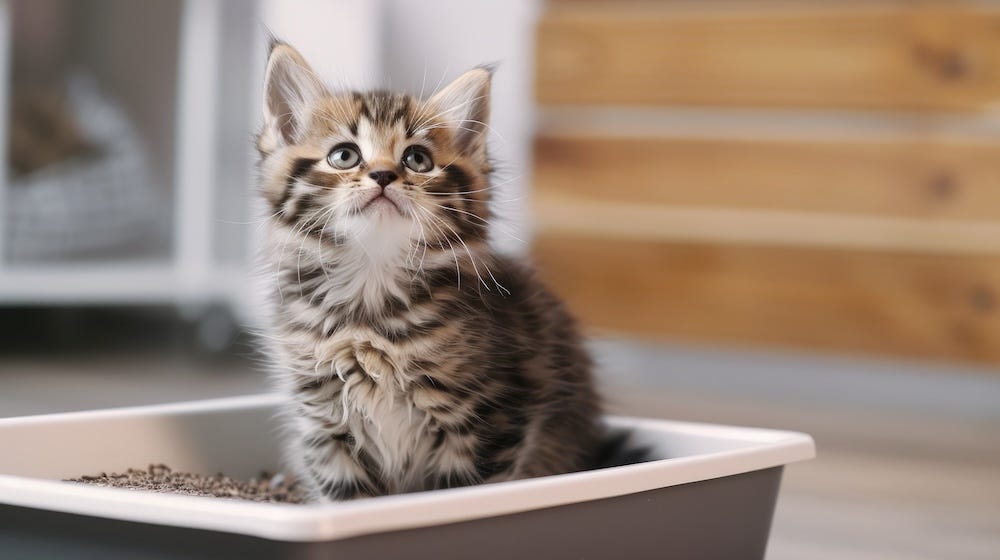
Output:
[{"xmin": 256, "ymin": 41, "xmax": 600, "ymax": 500}]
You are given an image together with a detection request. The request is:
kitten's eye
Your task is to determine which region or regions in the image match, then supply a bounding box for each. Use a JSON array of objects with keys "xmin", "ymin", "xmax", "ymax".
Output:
[
  {"xmin": 327, "ymin": 144, "xmax": 362, "ymax": 169},
  {"xmin": 402, "ymin": 146, "xmax": 434, "ymax": 173}
]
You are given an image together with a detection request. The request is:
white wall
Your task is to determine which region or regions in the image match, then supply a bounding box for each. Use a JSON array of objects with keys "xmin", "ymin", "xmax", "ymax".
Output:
[{"xmin": 258, "ymin": 0, "xmax": 384, "ymax": 89}]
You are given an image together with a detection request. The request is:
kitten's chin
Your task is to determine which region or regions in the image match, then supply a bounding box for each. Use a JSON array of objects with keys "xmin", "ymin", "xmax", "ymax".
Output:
[
  {"xmin": 364, "ymin": 195, "xmax": 404, "ymax": 217},
  {"xmin": 340, "ymin": 207, "xmax": 416, "ymax": 254},
  {"xmin": 361, "ymin": 200, "xmax": 415, "ymax": 234}
]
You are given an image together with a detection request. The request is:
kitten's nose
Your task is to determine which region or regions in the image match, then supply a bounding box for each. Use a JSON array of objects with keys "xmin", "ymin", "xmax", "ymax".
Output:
[{"xmin": 368, "ymin": 170, "xmax": 398, "ymax": 188}]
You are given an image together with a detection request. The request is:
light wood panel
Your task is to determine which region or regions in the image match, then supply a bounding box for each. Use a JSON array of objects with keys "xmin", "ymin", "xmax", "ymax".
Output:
[
  {"xmin": 533, "ymin": 193, "xmax": 1000, "ymax": 256},
  {"xmin": 533, "ymin": 234, "xmax": 1000, "ymax": 363},
  {"xmin": 534, "ymin": 134, "xmax": 1000, "ymax": 221},
  {"xmin": 536, "ymin": 3, "xmax": 1000, "ymax": 110}
]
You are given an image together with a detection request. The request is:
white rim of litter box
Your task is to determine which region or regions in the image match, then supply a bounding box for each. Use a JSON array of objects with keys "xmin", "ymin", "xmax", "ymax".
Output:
[{"xmin": 0, "ymin": 394, "xmax": 815, "ymax": 542}]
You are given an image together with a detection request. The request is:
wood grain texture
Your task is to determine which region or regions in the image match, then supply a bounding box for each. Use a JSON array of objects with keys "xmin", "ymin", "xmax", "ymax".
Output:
[
  {"xmin": 533, "ymin": 193, "xmax": 1000, "ymax": 256},
  {"xmin": 534, "ymin": 134, "xmax": 1000, "ymax": 221},
  {"xmin": 536, "ymin": 2, "xmax": 1000, "ymax": 110},
  {"xmin": 533, "ymin": 234, "xmax": 1000, "ymax": 363}
]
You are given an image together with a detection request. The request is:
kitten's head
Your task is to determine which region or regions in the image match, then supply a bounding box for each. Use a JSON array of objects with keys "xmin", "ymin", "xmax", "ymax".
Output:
[{"xmin": 257, "ymin": 41, "xmax": 492, "ymax": 255}]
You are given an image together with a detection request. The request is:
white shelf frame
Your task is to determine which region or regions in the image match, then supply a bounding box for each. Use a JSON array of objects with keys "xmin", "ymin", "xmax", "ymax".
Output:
[
  {"xmin": 0, "ymin": 0, "xmax": 256, "ymax": 317},
  {"xmin": 0, "ymin": 0, "xmax": 10, "ymax": 280},
  {"xmin": 172, "ymin": 0, "xmax": 222, "ymax": 306}
]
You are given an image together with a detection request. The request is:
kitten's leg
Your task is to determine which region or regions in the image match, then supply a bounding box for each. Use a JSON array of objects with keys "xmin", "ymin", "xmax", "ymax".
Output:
[
  {"xmin": 298, "ymin": 433, "xmax": 384, "ymax": 501},
  {"xmin": 423, "ymin": 427, "xmax": 482, "ymax": 491},
  {"xmin": 408, "ymin": 376, "xmax": 483, "ymax": 489},
  {"xmin": 290, "ymin": 373, "xmax": 386, "ymax": 501}
]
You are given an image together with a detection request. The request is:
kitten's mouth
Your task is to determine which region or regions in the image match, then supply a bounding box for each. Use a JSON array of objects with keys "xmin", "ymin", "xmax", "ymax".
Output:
[{"xmin": 363, "ymin": 194, "xmax": 402, "ymax": 215}]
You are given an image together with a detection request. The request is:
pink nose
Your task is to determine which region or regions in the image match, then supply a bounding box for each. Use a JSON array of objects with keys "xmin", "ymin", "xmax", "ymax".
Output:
[{"xmin": 368, "ymin": 170, "xmax": 398, "ymax": 188}]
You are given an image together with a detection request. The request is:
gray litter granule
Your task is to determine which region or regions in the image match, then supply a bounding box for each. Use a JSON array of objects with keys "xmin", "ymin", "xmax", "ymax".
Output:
[{"xmin": 66, "ymin": 464, "xmax": 307, "ymax": 504}]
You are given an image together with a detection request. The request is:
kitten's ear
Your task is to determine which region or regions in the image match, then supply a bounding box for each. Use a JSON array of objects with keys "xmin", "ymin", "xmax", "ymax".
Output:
[
  {"xmin": 261, "ymin": 42, "xmax": 326, "ymax": 148},
  {"xmin": 428, "ymin": 67, "xmax": 492, "ymax": 161}
]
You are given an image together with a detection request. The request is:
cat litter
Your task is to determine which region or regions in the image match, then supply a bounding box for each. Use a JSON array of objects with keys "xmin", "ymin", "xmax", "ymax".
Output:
[{"xmin": 66, "ymin": 464, "xmax": 306, "ymax": 504}]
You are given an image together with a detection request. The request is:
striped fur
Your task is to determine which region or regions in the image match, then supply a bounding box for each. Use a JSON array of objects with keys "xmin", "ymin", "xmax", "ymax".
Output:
[{"xmin": 256, "ymin": 42, "xmax": 600, "ymax": 500}]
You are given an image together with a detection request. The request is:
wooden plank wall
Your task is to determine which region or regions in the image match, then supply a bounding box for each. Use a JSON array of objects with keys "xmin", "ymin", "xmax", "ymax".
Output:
[
  {"xmin": 537, "ymin": 1, "xmax": 1000, "ymax": 110},
  {"xmin": 531, "ymin": 0, "xmax": 1000, "ymax": 363}
]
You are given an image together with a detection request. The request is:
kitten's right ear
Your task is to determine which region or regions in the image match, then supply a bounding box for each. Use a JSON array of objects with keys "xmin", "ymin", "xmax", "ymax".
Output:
[{"xmin": 260, "ymin": 42, "xmax": 326, "ymax": 149}]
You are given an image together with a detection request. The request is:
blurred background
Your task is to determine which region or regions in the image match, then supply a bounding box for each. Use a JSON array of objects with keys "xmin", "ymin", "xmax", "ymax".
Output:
[{"xmin": 1, "ymin": 0, "xmax": 998, "ymax": 558}]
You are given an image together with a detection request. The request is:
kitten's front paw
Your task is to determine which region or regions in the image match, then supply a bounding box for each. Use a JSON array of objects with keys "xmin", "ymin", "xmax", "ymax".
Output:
[
  {"xmin": 315, "ymin": 336, "xmax": 404, "ymax": 389},
  {"xmin": 356, "ymin": 342, "xmax": 404, "ymax": 390},
  {"xmin": 314, "ymin": 338, "xmax": 361, "ymax": 381},
  {"xmin": 329, "ymin": 342, "xmax": 361, "ymax": 382}
]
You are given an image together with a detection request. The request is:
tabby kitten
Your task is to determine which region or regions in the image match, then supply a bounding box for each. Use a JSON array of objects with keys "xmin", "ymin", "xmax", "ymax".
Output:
[{"xmin": 257, "ymin": 41, "xmax": 601, "ymax": 500}]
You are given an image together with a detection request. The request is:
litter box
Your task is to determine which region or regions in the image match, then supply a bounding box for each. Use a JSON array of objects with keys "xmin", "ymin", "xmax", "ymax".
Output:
[{"xmin": 0, "ymin": 394, "xmax": 814, "ymax": 559}]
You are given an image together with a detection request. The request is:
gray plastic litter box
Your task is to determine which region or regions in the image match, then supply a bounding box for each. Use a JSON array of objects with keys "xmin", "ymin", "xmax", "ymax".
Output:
[{"xmin": 0, "ymin": 394, "xmax": 815, "ymax": 559}]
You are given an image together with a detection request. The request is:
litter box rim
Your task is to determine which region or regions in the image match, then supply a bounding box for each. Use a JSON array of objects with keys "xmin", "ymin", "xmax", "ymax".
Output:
[{"xmin": 0, "ymin": 394, "xmax": 815, "ymax": 542}]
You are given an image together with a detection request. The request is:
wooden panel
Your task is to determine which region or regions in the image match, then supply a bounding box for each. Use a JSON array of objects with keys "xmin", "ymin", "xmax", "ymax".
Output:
[
  {"xmin": 533, "ymin": 193, "xmax": 1000, "ymax": 257},
  {"xmin": 533, "ymin": 233, "xmax": 1000, "ymax": 363},
  {"xmin": 534, "ymin": 134, "xmax": 1000, "ymax": 221},
  {"xmin": 536, "ymin": 3, "xmax": 1000, "ymax": 110}
]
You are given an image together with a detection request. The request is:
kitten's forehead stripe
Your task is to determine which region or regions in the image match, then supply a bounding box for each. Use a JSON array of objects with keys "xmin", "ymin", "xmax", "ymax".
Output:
[
  {"xmin": 391, "ymin": 98, "xmax": 411, "ymax": 129},
  {"xmin": 350, "ymin": 90, "xmax": 413, "ymax": 129}
]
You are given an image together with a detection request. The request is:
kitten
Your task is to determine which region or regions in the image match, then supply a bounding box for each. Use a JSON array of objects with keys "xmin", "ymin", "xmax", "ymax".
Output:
[{"xmin": 256, "ymin": 41, "xmax": 601, "ymax": 500}]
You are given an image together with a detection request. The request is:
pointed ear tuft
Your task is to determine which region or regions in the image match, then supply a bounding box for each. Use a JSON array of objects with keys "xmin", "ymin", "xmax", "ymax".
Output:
[
  {"xmin": 264, "ymin": 28, "xmax": 283, "ymax": 56},
  {"xmin": 427, "ymin": 67, "xmax": 492, "ymax": 161},
  {"xmin": 261, "ymin": 42, "xmax": 326, "ymax": 148}
]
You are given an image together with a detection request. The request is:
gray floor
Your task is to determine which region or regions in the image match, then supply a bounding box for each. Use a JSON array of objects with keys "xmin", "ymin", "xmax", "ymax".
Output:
[
  {"xmin": 2, "ymin": 331, "xmax": 998, "ymax": 559},
  {"xmin": 595, "ymin": 340, "xmax": 1000, "ymax": 560}
]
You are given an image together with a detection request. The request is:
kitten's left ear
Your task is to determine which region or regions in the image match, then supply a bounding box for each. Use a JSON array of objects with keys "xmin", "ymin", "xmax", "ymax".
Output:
[
  {"xmin": 428, "ymin": 67, "xmax": 492, "ymax": 161},
  {"xmin": 260, "ymin": 41, "xmax": 327, "ymax": 150}
]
